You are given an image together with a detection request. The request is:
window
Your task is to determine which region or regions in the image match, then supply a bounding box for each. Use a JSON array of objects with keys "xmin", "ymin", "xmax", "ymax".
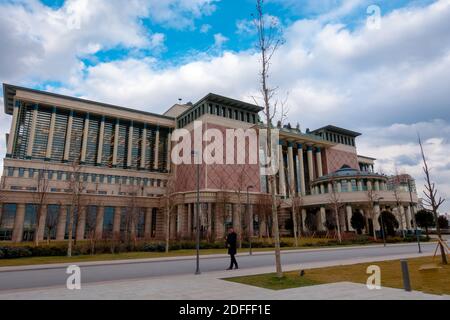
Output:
[
  {"xmin": 107, "ymin": 175, "xmax": 113, "ymax": 184},
  {"xmin": 103, "ymin": 207, "xmax": 115, "ymax": 237},
  {"xmin": 45, "ymin": 205, "xmax": 60, "ymax": 240},
  {"xmin": 19, "ymin": 168, "xmax": 25, "ymax": 177},
  {"xmin": 0, "ymin": 204, "xmax": 16, "ymax": 241},
  {"xmin": 7, "ymin": 167, "xmax": 14, "ymax": 177},
  {"xmin": 57, "ymin": 171, "xmax": 64, "ymax": 180}
]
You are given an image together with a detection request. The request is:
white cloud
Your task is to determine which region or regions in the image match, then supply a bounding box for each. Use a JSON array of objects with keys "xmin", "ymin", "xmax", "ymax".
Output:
[
  {"xmin": 213, "ymin": 33, "xmax": 229, "ymax": 48},
  {"xmin": 200, "ymin": 24, "xmax": 212, "ymax": 33}
]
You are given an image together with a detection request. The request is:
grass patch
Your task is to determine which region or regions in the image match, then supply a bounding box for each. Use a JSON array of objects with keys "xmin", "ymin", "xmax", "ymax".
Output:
[{"xmin": 226, "ymin": 256, "xmax": 450, "ymax": 295}]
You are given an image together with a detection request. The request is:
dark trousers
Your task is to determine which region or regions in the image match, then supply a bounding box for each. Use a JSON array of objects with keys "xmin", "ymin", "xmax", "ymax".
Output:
[{"xmin": 229, "ymin": 254, "xmax": 238, "ymax": 269}]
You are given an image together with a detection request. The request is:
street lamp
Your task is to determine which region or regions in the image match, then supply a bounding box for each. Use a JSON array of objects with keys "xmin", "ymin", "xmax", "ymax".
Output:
[
  {"xmin": 192, "ymin": 150, "xmax": 201, "ymax": 275},
  {"xmin": 376, "ymin": 197, "xmax": 386, "ymax": 247},
  {"xmin": 408, "ymin": 179, "xmax": 422, "ymax": 254},
  {"xmin": 246, "ymin": 185, "xmax": 254, "ymax": 255}
]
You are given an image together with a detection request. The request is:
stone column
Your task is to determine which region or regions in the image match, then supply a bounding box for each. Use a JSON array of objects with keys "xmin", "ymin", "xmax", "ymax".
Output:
[
  {"xmin": 346, "ymin": 205, "xmax": 354, "ymax": 232},
  {"xmin": 357, "ymin": 180, "xmax": 363, "ymax": 191},
  {"xmin": 301, "ymin": 209, "xmax": 307, "ymax": 232},
  {"xmin": 316, "ymin": 148, "xmax": 323, "ymax": 177},
  {"xmin": 347, "ymin": 181, "xmax": 353, "ymax": 193},
  {"xmin": 63, "ymin": 110, "xmax": 74, "ymax": 162},
  {"xmin": 278, "ymin": 143, "xmax": 286, "ymax": 197},
  {"xmin": 406, "ymin": 206, "xmax": 413, "ymax": 230},
  {"xmin": 297, "ymin": 144, "xmax": 306, "ymax": 196},
  {"xmin": 127, "ymin": 122, "xmax": 134, "ymax": 168},
  {"xmin": 12, "ymin": 204, "xmax": 26, "ymax": 243},
  {"xmin": 215, "ymin": 205, "xmax": 225, "ymax": 239},
  {"xmin": 55, "ymin": 206, "xmax": 67, "ymax": 241},
  {"xmin": 113, "ymin": 207, "xmax": 121, "ymax": 238},
  {"xmin": 6, "ymin": 101, "xmax": 20, "ymax": 157},
  {"xmin": 141, "ymin": 125, "xmax": 147, "ymax": 169},
  {"xmin": 76, "ymin": 206, "xmax": 86, "ymax": 240},
  {"xmin": 153, "ymin": 128, "xmax": 160, "ymax": 170},
  {"xmin": 318, "ymin": 207, "xmax": 327, "ymax": 231},
  {"xmin": 112, "ymin": 119, "xmax": 120, "ymax": 167},
  {"xmin": 307, "ymin": 146, "xmax": 315, "ymax": 182},
  {"xmin": 170, "ymin": 206, "xmax": 177, "ymax": 240},
  {"xmin": 367, "ymin": 180, "xmax": 373, "ymax": 191},
  {"xmin": 337, "ymin": 181, "xmax": 342, "ymax": 193},
  {"xmin": 177, "ymin": 204, "xmax": 184, "ymax": 237},
  {"xmin": 97, "ymin": 116, "xmax": 105, "ymax": 165},
  {"xmin": 287, "ymin": 142, "xmax": 296, "ymax": 196},
  {"xmin": 144, "ymin": 207, "xmax": 153, "ymax": 239},
  {"xmin": 37, "ymin": 205, "xmax": 48, "ymax": 242},
  {"xmin": 373, "ymin": 204, "xmax": 381, "ymax": 231},
  {"xmin": 45, "ymin": 107, "xmax": 57, "ymax": 161},
  {"xmin": 166, "ymin": 132, "xmax": 172, "ymax": 172},
  {"xmin": 320, "ymin": 184, "xmax": 325, "ymax": 194},
  {"xmin": 374, "ymin": 180, "xmax": 380, "ymax": 191},
  {"xmin": 95, "ymin": 206, "xmax": 105, "ymax": 240},
  {"xmin": 80, "ymin": 113, "xmax": 90, "ymax": 164},
  {"xmin": 26, "ymin": 104, "xmax": 39, "ymax": 159}
]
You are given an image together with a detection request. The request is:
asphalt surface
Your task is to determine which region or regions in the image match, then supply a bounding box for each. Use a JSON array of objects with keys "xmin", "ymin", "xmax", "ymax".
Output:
[{"xmin": 0, "ymin": 242, "xmax": 439, "ymax": 292}]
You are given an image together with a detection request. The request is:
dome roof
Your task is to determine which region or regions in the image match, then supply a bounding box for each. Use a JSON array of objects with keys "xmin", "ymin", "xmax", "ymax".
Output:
[{"xmin": 312, "ymin": 165, "xmax": 387, "ymax": 184}]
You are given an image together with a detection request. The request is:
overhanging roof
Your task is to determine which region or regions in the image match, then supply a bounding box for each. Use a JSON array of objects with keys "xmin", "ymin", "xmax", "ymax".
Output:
[
  {"xmin": 312, "ymin": 125, "xmax": 362, "ymax": 138},
  {"xmin": 2, "ymin": 83, "xmax": 175, "ymax": 120}
]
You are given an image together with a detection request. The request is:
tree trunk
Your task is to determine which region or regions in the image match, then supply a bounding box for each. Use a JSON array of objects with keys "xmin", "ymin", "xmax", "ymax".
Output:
[
  {"xmin": 292, "ymin": 202, "xmax": 298, "ymax": 247},
  {"xmin": 67, "ymin": 205, "xmax": 74, "ymax": 257}
]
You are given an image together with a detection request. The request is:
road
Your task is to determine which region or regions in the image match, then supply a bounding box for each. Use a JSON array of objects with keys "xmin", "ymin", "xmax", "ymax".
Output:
[{"xmin": 0, "ymin": 242, "xmax": 439, "ymax": 292}]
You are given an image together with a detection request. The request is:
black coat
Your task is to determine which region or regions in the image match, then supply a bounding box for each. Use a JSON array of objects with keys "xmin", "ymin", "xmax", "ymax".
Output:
[{"xmin": 226, "ymin": 232, "xmax": 237, "ymax": 255}]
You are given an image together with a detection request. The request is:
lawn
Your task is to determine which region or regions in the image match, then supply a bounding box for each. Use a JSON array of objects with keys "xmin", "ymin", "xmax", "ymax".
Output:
[{"xmin": 226, "ymin": 256, "xmax": 450, "ymax": 295}]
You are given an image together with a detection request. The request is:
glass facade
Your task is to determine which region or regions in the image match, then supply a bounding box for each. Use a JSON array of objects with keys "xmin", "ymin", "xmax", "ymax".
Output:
[
  {"xmin": 32, "ymin": 106, "xmax": 52, "ymax": 160},
  {"xmin": 0, "ymin": 204, "xmax": 16, "ymax": 241}
]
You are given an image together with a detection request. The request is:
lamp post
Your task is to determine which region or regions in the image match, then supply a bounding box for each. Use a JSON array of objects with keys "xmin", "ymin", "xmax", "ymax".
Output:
[
  {"xmin": 247, "ymin": 185, "xmax": 254, "ymax": 255},
  {"xmin": 376, "ymin": 197, "xmax": 386, "ymax": 247},
  {"xmin": 192, "ymin": 150, "xmax": 201, "ymax": 275},
  {"xmin": 408, "ymin": 179, "xmax": 422, "ymax": 254}
]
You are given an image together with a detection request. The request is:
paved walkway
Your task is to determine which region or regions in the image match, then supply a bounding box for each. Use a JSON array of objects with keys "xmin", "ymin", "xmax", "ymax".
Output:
[{"xmin": 0, "ymin": 253, "xmax": 448, "ymax": 300}]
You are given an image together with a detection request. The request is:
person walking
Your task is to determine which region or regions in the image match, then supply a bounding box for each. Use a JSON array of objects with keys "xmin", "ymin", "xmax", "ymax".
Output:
[{"xmin": 226, "ymin": 227, "xmax": 238, "ymax": 270}]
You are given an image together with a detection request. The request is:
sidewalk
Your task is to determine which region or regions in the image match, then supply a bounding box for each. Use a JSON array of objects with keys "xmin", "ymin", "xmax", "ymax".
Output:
[
  {"xmin": 0, "ymin": 242, "xmax": 434, "ymax": 272},
  {"xmin": 0, "ymin": 252, "xmax": 448, "ymax": 300}
]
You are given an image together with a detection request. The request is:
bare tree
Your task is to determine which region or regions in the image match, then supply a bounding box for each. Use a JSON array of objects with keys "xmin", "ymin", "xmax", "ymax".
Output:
[
  {"xmin": 419, "ymin": 136, "xmax": 447, "ymax": 264},
  {"xmin": 66, "ymin": 160, "xmax": 87, "ymax": 257},
  {"xmin": 234, "ymin": 166, "xmax": 247, "ymax": 248},
  {"xmin": 253, "ymin": 0, "xmax": 284, "ymax": 278},
  {"xmin": 328, "ymin": 178, "xmax": 345, "ymax": 243},
  {"xmin": 32, "ymin": 166, "xmax": 50, "ymax": 247},
  {"xmin": 162, "ymin": 173, "xmax": 177, "ymax": 253},
  {"xmin": 284, "ymin": 165, "xmax": 300, "ymax": 246},
  {"xmin": 392, "ymin": 167, "xmax": 406, "ymax": 238}
]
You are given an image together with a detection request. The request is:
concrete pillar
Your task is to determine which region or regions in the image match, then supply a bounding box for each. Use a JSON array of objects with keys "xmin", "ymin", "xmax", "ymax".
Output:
[
  {"xmin": 45, "ymin": 107, "xmax": 57, "ymax": 161},
  {"xmin": 166, "ymin": 132, "xmax": 172, "ymax": 172},
  {"xmin": 76, "ymin": 206, "xmax": 86, "ymax": 240},
  {"xmin": 328, "ymin": 183, "xmax": 333, "ymax": 194},
  {"xmin": 97, "ymin": 116, "xmax": 105, "ymax": 165},
  {"xmin": 80, "ymin": 113, "xmax": 90, "ymax": 164},
  {"xmin": 287, "ymin": 142, "xmax": 296, "ymax": 196},
  {"xmin": 95, "ymin": 206, "xmax": 105, "ymax": 240},
  {"xmin": 374, "ymin": 180, "xmax": 380, "ymax": 191},
  {"xmin": 301, "ymin": 209, "xmax": 307, "ymax": 232},
  {"xmin": 127, "ymin": 122, "xmax": 133, "ymax": 168},
  {"xmin": 320, "ymin": 184, "xmax": 325, "ymax": 194},
  {"xmin": 144, "ymin": 207, "xmax": 153, "ymax": 239},
  {"xmin": 297, "ymin": 144, "xmax": 306, "ymax": 196},
  {"xmin": 307, "ymin": 146, "xmax": 314, "ymax": 182},
  {"xmin": 318, "ymin": 207, "xmax": 327, "ymax": 231},
  {"xmin": 112, "ymin": 119, "xmax": 120, "ymax": 166},
  {"xmin": 37, "ymin": 205, "xmax": 48, "ymax": 242},
  {"xmin": 63, "ymin": 110, "xmax": 73, "ymax": 162},
  {"xmin": 367, "ymin": 180, "xmax": 373, "ymax": 191},
  {"xmin": 6, "ymin": 101, "xmax": 20, "ymax": 157},
  {"xmin": 337, "ymin": 181, "xmax": 342, "ymax": 193},
  {"xmin": 177, "ymin": 205, "xmax": 184, "ymax": 236},
  {"xmin": 26, "ymin": 105, "xmax": 39, "ymax": 158},
  {"xmin": 153, "ymin": 128, "xmax": 160, "ymax": 170},
  {"xmin": 170, "ymin": 206, "xmax": 177, "ymax": 239},
  {"xmin": 278, "ymin": 143, "xmax": 286, "ymax": 196},
  {"xmin": 215, "ymin": 205, "xmax": 225, "ymax": 239},
  {"xmin": 316, "ymin": 148, "xmax": 323, "ymax": 177},
  {"xmin": 373, "ymin": 204, "xmax": 381, "ymax": 231},
  {"xmin": 348, "ymin": 181, "xmax": 353, "ymax": 193},
  {"xmin": 113, "ymin": 207, "xmax": 121, "ymax": 238},
  {"xmin": 357, "ymin": 180, "xmax": 363, "ymax": 191},
  {"xmin": 55, "ymin": 206, "xmax": 67, "ymax": 241},
  {"xmin": 141, "ymin": 125, "xmax": 147, "ymax": 169},
  {"xmin": 12, "ymin": 204, "xmax": 26, "ymax": 243},
  {"xmin": 346, "ymin": 205, "xmax": 354, "ymax": 231}
]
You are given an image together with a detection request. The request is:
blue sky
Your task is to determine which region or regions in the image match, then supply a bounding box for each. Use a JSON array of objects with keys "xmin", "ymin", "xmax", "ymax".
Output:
[{"xmin": 0, "ymin": 0, "xmax": 449, "ymax": 212}]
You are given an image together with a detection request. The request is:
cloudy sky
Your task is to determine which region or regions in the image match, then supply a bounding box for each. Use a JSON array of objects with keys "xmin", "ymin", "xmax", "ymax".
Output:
[{"xmin": 0, "ymin": 0, "xmax": 449, "ymax": 212}]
